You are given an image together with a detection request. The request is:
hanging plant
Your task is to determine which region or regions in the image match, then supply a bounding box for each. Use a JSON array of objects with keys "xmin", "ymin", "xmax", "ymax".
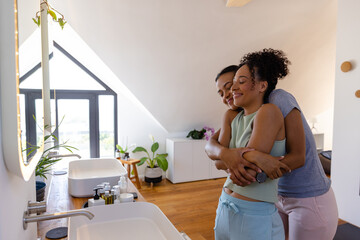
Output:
[{"xmin": 32, "ymin": 0, "xmax": 67, "ymax": 29}]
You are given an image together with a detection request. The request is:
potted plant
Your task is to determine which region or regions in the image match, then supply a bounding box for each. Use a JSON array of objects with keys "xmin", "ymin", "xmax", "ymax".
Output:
[
  {"xmin": 26, "ymin": 121, "xmax": 77, "ymax": 201},
  {"xmin": 186, "ymin": 126, "xmax": 215, "ymax": 140},
  {"xmin": 132, "ymin": 135, "xmax": 168, "ymax": 183},
  {"xmin": 115, "ymin": 143, "xmax": 135, "ymax": 159}
]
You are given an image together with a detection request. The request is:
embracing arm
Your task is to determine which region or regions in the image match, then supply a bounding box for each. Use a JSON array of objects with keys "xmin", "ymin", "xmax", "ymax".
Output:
[
  {"xmin": 241, "ymin": 108, "xmax": 305, "ymax": 179},
  {"xmin": 244, "ymin": 108, "xmax": 305, "ymax": 175},
  {"xmin": 205, "ymin": 129, "xmax": 223, "ymax": 160},
  {"xmin": 205, "ymin": 126, "xmax": 258, "ymax": 173},
  {"xmin": 281, "ymin": 108, "xmax": 306, "ymax": 169},
  {"xmin": 218, "ymin": 109, "xmax": 237, "ymax": 147},
  {"xmin": 205, "ymin": 130, "xmax": 228, "ymax": 170},
  {"xmin": 241, "ymin": 104, "xmax": 289, "ymax": 179},
  {"xmin": 218, "ymin": 110, "xmax": 263, "ymax": 185},
  {"xmin": 206, "ymin": 127, "xmax": 288, "ymax": 182}
]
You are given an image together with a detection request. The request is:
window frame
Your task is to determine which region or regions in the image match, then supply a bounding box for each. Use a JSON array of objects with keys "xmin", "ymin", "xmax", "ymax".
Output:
[{"xmin": 19, "ymin": 41, "xmax": 118, "ymax": 159}]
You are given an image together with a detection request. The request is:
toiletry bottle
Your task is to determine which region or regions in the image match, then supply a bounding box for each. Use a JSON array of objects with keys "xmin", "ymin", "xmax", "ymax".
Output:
[
  {"xmin": 119, "ymin": 175, "xmax": 128, "ymax": 193},
  {"xmin": 97, "ymin": 184, "xmax": 105, "ymax": 199},
  {"xmin": 110, "ymin": 189, "xmax": 115, "ymax": 204},
  {"xmin": 115, "ymin": 148, "xmax": 121, "ymax": 159},
  {"xmin": 88, "ymin": 187, "xmax": 105, "ymax": 207},
  {"xmin": 102, "ymin": 183, "xmax": 111, "ymax": 199},
  {"xmin": 113, "ymin": 186, "xmax": 121, "ymax": 204},
  {"xmin": 103, "ymin": 190, "xmax": 112, "ymax": 205}
]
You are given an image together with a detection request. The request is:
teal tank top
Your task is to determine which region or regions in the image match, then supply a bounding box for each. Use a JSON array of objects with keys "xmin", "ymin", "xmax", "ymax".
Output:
[{"xmin": 223, "ymin": 110, "xmax": 286, "ymax": 203}]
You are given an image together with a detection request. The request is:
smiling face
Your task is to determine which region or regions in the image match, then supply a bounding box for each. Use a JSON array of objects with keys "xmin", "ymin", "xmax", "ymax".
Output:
[
  {"xmin": 216, "ymin": 71, "xmax": 238, "ymax": 110},
  {"xmin": 232, "ymin": 65, "xmax": 268, "ymax": 114}
]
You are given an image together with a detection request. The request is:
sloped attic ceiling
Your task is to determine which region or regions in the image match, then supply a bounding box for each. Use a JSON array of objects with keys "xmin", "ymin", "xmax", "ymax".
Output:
[{"xmin": 50, "ymin": 0, "xmax": 336, "ymax": 133}]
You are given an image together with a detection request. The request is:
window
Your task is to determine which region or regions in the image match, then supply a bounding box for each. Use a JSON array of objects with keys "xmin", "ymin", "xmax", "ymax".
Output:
[{"xmin": 19, "ymin": 41, "xmax": 118, "ymax": 159}]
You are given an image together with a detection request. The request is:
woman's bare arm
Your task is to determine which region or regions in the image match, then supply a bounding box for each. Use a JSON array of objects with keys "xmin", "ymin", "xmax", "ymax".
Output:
[
  {"xmin": 205, "ymin": 130, "xmax": 222, "ymax": 160},
  {"xmin": 242, "ymin": 108, "xmax": 304, "ymax": 178},
  {"xmin": 233, "ymin": 104, "xmax": 287, "ymax": 182},
  {"xmin": 205, "ymin": 125, "xmax": 260, "ymax": 185},
  {"xmin": 218, "ymin": 110, "xmax": 237, "ymax": 147},
  {"xmin": 281, "ymin": 108, "xmax": 306, "ymax": 169},
  {"xmin": 214, "ymin": 160, "xmax": 228, "ymax": 171},
  {"xmin": 219, "ymin": 110, "xmax": 263, "ymax": 185}
]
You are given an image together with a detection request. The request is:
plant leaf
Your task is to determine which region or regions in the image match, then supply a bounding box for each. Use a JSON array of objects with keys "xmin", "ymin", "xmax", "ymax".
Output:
[
  {"xmin": 132, "ymin": 146, "xmax": 147, "ymax": 153},
  {"xmin": 137, "ymin": 157, "xmax": 148, "ymax": 166},
  {"xmin": 156, "ymin": 155, "xmax": 168, "ymax": 171},
  {"xmin": 48, "ymin": 9, "xmax": 57, "ymax": 21},
  {"xmin": 157, "ymin": 153, "xmax": 168, "ymax": 158},
  {"xmin": 59, "ymin": 18, "xmax": 66, "ymax": 29},
  {"xmin": 32, "ymin": 17, "xmax": 40, "ymax": 27},
  {"xmin": 156, "ymin": 157, "xmax": 163, "ymax": 170},
  {"xmin": 116, "ymin": 144, "xmax": 124, "ymax": 152},
  {"xmin": 151, "ymin": 142, "xmax": 159, "ymax": 153}
]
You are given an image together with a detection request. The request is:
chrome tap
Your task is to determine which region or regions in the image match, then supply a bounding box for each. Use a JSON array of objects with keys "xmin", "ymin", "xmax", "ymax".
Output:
[{"xmin": 23, "ymin": 201, "xmax": 94, "ymax": 229}]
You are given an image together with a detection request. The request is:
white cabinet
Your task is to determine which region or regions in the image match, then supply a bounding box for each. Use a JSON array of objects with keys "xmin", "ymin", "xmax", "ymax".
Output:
[
  {"xmin": 166, "ymin": 138, "xmax": 227, "ymax": 183},
  {"xmin": 313, "ymin": 133, "xmax": 324, "ymax": 153}
]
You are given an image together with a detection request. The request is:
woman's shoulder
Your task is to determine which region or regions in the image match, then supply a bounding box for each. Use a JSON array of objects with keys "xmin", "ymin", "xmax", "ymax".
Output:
[
  {"xmin": 256, "ymin": 103, "xmax": 283, "ymax": 122},
  {"xmin": 259, "ymin": 103, "xmax": 282, "ymax": 114},
  {"xmin": 223, "ymin": 109, "xmax": 242, "ymax": 124}
]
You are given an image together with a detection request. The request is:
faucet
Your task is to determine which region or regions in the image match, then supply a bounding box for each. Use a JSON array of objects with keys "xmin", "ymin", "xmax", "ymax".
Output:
[{"xmin": 23, "ymin": 201, "xmax": 94, "ymax": 230}]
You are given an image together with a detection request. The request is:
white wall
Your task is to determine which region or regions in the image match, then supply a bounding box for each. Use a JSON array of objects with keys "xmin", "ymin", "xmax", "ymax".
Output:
[
  {"xmin": 51, "ymin": 0, "xmax": 337, "ymax": 155},
  {"xmin": 332, "ymin": 0, "xmax": 360, "ymax": 228},
  {"xmin": 0, "ymin": 0, "xmax": 37, "ymax": 239}
]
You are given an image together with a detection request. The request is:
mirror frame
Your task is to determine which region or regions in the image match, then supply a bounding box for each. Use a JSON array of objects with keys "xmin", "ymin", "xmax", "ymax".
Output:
[{"xmin": 0, "ymin": 0, "xmax": 44, "ymax": 181}]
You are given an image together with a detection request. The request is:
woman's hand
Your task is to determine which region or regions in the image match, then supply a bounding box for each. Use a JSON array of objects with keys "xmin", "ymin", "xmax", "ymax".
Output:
[
  {"xmin": 229, "ymin": 167, "xmax": 257, "ymax": 185},
  {"xmin": 244, "ymin": 151, "xmax": 291, "ymax": 179},
  {"xmin": 214, "ymin": 160, "xmax": 229, "ymax": 172},
  {"xmin": 220, "ymin": 147, "xmax": 260, "ymax": 186}
]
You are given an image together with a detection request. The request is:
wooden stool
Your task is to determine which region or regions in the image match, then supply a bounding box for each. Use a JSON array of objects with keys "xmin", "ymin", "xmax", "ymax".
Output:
[{"xmin": 117, "ymin": 158, "xmax": 141, "ymax": 189}]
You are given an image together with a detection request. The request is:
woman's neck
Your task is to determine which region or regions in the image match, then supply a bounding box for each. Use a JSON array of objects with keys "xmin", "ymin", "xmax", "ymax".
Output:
[{"xmin": 243, "ymin": 100, "xmax": 264, "ymax": 116}]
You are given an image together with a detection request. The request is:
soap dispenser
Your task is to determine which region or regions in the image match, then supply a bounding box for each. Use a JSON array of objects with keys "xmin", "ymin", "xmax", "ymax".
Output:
[
  {"xmin": 88, "ymin": 187, "xmax": 105, "ymax": 207},
  {"xmin": 118, "ymin": 175, "xmax": 128, "ymax": 193},
  {"xmin": 113, "ymin": 186, "xmax": 121, "ymax": 204}
]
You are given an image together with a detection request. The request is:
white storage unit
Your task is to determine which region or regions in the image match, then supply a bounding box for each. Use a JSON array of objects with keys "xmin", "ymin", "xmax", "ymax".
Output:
[
  {"xmin": 166, "ymin": 138, "xmax": 227, "ymax": 183},
  {"xmin": 313, "ymin": 133, "xmax": 325, "ymax": 153}
]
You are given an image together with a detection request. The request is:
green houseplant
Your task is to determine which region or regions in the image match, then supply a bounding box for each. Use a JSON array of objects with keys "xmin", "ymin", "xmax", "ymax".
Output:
[
  {"xmin": 115, "ymin": 143, "xmax": 135, "ymax": 159},
  {"xmin": 26, "ymin": 119, "xmax": 77, "ymax": 201},
  {"xmin": 132, "ymin": 135, "xmax": 168, "ymax": 183},
  {"xmin": 34, "ymin": 132, "xmax": 77, "ymax": 180}
]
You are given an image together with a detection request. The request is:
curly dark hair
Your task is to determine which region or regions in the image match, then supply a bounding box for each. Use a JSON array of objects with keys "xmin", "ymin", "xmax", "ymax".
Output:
[{"xmin": 239, "ymin": 48, "xmax": 291, "ymax": 102}]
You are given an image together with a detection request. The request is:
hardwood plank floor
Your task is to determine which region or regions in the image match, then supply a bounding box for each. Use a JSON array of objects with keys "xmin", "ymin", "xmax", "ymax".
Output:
[
  {"xmin": 138, "ymin": 178, "xmax": 226, "ymax": 240},
  {"xmin": 138, "ymin": 178, "xmax": 347, "ymax": 240}
]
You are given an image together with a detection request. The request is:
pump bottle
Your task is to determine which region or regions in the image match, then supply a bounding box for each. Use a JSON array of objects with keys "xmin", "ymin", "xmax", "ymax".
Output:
[{"xmin": 88, "ymin": 187, "xmax": 105, "ymax": 207}]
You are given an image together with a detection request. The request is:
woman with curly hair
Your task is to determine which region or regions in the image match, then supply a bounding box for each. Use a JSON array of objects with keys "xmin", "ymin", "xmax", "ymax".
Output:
[{"xmin": 210, "ymin": 49, "xmax": 338, "ymax": 240}]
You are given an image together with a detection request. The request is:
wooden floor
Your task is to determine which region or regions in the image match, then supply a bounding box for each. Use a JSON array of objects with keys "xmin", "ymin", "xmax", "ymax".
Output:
[
  {"xmin": 138, "ymin": 178, "xmax": 226, "ymax": 240},
  {"xmin": 138, "ymin": 178, "xmax": 347, "ymax": 240}
]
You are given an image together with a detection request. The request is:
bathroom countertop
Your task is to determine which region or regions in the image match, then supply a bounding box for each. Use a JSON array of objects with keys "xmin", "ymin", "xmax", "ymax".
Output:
[{"xmin": 37, "ymin": 171, "xmax": 145, "ymax": 240}]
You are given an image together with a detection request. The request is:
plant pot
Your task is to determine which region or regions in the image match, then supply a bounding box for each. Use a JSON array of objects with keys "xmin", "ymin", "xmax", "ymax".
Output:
[
  {"xmin": 144, "ymin": 166, "xmax": 162, "ymax": 183},
  {"xmin": 36, "ymin": 181, "xmax": 46, "ymax": 202}
]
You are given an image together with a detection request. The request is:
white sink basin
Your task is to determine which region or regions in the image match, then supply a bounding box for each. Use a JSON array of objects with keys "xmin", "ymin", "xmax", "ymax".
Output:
[
  {"xmin": 68, "ymin": 158, "xmax": 127, "ymax": 197},
  {"xmin": 68, "ymin": 202, "xmax": 184, "ymax": 240}
]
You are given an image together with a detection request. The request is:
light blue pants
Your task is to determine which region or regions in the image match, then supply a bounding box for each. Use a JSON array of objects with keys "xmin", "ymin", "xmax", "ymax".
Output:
[{"xmin": 214, "ymin": 189, "xmax": 284, "ymax": 240}]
